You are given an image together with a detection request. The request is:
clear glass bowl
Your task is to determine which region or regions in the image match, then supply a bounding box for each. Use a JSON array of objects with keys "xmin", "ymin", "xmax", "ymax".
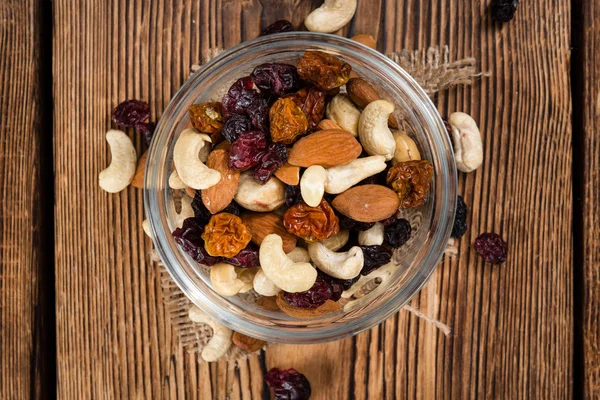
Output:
[{"xmin": 144, "ymin": 32, "xmax": 456, "ymax": 344}]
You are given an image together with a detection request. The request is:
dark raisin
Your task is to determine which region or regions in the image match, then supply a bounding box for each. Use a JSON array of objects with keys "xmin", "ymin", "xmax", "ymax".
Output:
[
  {"xmin": 474, "ymin": 233, "xmax": 508, "ymax": 264},
  {"xmin": 222, "ymin": 114, "xmax": 252, "ymax": 143},
  {"xmin": 338, "ymin": 214, "xmax": 375, "ymax": 232},
  {"xmin": 282, "ymin": 274, "xmax": 332, "ymax": 308},
  {"xmin": 261, "ymin": 20, "xmax": 293, "ymax": 36},
  {"xmin": 135, "ymin": 121, "xmax": 156, "ymax": 146},
  {"xmin": 265, "ymin": 368, "xmax": 311, "ymax": 400},
  {"xmin": 224, "ymin": 243, "xmax": 259, "ymax": 268},
  {"xmin": 384, "ymin": 218, "xmax": 411, "ymax": 247},
  {"xmin": 172, "ymin": 217, "xmax": 221, "ymax": 266},
  {"xmin": 360, "ymin": 245, "xmax": 392, "ymax": 275},
  {"xmin": 320, "ymin": 272, "xmax": 358, "ymax": 301},
  {"xmin": 490, "ymin": 0, "xmax": 518, "ymax": 22},
  {"xmin": 357, "ymin": 169, "xmax": 387, "ymax": 186},
  {"xmin": 112, "ymin": 100, "xmax": 150, "ymax": 127},
  {"xmin": 229, "ymin": 131, "xmax": 269, "ymax": 170},
  {"xmin": 254, "ymin": 143, "xmax": 288, "ymax": 184},
  {"xmin": 251, "ymin": 63, "xmax": 302, "ymax": 97},
  {"xmin": 451, "ymin": 195, "xmax": 468, "ymax": 239},
  {"xmin": 191, "ymin": 193, "xmax": 212, "ymax": 223},
  {"xmin": 221, "ymin": 201, "xmax": 241, "ymax": 216},
  {"xmin": 285, "ymin": 185, "xmax": 302, "ymax": 207}
]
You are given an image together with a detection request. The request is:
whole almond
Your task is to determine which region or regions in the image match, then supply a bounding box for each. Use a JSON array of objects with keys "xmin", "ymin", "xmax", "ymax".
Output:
[
  {"xmin": 131, "ymin": 150, "xmax": 148, "ymax": 188},
  {"xmin": 276, "ymin": 293, "xmax": 341, "ymax": 319},
  {"xmin": 201, "ymin": 149, "xmax": 240, "ymax": 214},
  {"xmin": 273, "ymin": 163, "xmax": 300, "ymax": 186},
  {"xmin": 288, "ymin": 129, "xmax": 362, "ymax": 168},
  {"xmin": 350, "ymin": 34, "xmax": 376, "ymax": 49},
  {"xmin": 241, "ymin": 212, "xmax": 297, "ymax": 252},
  {"xmin": 332, "ymin": 184, "xmax": 400, "ymax": 222},
  {"xmin": 232, "ymin": 332, "xmax": 267, "ymax": 353},
  {"xmin": 346, "ymin": 78, "xmax": 399, "ymax": 129},
  {"xmin": 316, "ymin": 119, "xmax": 343, "ymax": 131}
]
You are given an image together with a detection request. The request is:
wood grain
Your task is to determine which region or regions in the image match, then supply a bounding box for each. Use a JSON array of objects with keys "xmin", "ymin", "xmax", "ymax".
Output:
[{"xmin": 52, "ymin": 0, "xmax": 573, "ymax": 399}]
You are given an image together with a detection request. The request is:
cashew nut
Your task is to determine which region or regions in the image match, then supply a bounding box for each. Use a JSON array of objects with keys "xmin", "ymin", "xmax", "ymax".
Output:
[
  {"xmin": 358, "ymin": 100, "xmax": 397, "ymax": 160},
  {"xmin": 168, "ymin": 170, "xmax": 187, "ymax": 189},
  {"xmin": 188, "ymin": 306, "xmax": 232, "ymax": 362},
  {"xmin": 300, "ymin": 165, "xmax": 327, "ymax": 207},
  {"xmin": 392, "ymin": 131, "xmax": 421, "ymax": 165},
  {"xmin": 304, "ymin": 0, "xmax": 357, "ymax": 33},
  {"xmin": 341, "ymin": 261, "xmax": 397, "ymax": 299},
  {"xmin": 357, "ymin": 222, "xmax": 384, "ymax": 246},
  {"xmin": 238, "ymin": 268, "xmax": 258, "ymax": 293},
  {"xmin": 173, "ymin": 128, "xmax": 221, "ymax": 190},
  {"xmin": 234, "ymin": 171, "xmax": 286, "ymax": 212},
  {"xmin": 99, "ymin": 130, "xmax": 137, "ymax": 193},
  {"xmin": 253, "ymin": 269, "xmax": 281, "ymax": 296},
  {"xmin": 286, "ymin": 247, "xmax": 311, "ymax": 263},
  {"xmin": 448, "ymin": 112, "xmax": 483, "ymax": 173},
  {"xmin": 210, "ymin": 263, "xmax": 257, "ymax": 296},
  {"xmin": 259, "ymin": 234, "xmax": 317, "ymax": 293},
  {"xmin": 320, "ymin": 229, "xmax": 349, "ymax": 251},
  {"xmin": 325, "ymin": 94, "xmax": 361, "ymax": 136},
  {"xmin": 173, "ymin": 194, "xmax": 194, "ymax": 228},
  {"xmin": 142, "ymin": 219, "xmax": 152, "ymax": 238},
  {"xmin": 307, "ymin": 242, "xmax": 364, "ymax": 279},
  {"xmin": 324, "ymin": 156, "xmax": 387, "ymax": 194}
]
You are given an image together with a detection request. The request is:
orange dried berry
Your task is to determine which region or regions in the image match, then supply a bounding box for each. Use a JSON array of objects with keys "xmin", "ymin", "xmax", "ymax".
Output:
[
  {"xmin": 201, "ymin": 213, "xmax": 252, "ymax": 258},
  {"xmin": 189, "ymin": 102, "xmax": 224, "ymax": 138},
  {"xmin": 283, "ymin": 199, "xmax": 340, "ymax": 242},
  {"xmin": 269, "ymin": 97, "xmax": 309, "ymax": 144},
  {"xmin": 386, "ymin": 160, "xmax": 434, "ymax": 208},
  {"xmin": 297, "ymin": 51, "xmax": 352, "ymax": 91}
]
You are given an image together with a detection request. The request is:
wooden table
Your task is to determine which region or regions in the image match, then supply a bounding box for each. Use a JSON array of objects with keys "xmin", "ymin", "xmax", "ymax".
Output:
[{"xmin": 1, "ymin": 0, "xmax": 598, "ymax": 398}]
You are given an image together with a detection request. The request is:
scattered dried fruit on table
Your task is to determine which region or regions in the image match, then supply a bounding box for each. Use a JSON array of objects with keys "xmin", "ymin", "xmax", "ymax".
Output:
[
  {"xmin": 384, "ymin": 218, "xmax": 411, "ymax": 248},
  {"xmin": 135, "ymin": 121, "xmax": 156, "ymax": 146},
  {"xmin": 241, "ymin": 212, "xmax": 297, "ymax": 252},
  {"xmin": 297, "ymin": 51, "xmax": 351, "ymax": 91},
  {"xmin": 254, "ymin": 143, "xmax": 289, "ymax": 184},
  {"xmin": 273, "ymin": 163, "xmax": 300, "ymax": 186},
  {"xmin": 332, "ymin": 184, "xmax": 400, "ymax": 223},
  {"xmin": 346, "ymin": 78, "xmax": 399, "ymax": 128},
  {"xmin": 266, "ymin": 368, "xmax": 312, "ymax": 400},
  {"xmin": 201, "ymin": 149, "xmax": 241, "ymax": 214},
  {"xmin": 490, "ymin": 0, "xmax": 518, "ymax": 22},
  {"xmin": 251, "ymin": 63, "xmax": 302, "ymax": 97},
  {"xmin": 360, "ymin": 245, "xmax": 392, "ymax": 275},
  {"xmin": 112, "ymin": 99, "xmax": 150, "ymax": 127},
  {"xmin": 131, "ymin": 150, "xmax": 148, "ymax": 189},
  {"xmin": 288, "ymin": 129, "xmax": 362, "ymax": 168},
  {"xmin": 290, "ymin": 86, "xmax": 326, "ymax": 130},
  {"xmin": 269, "ymin": 97, "xmax": 309, "ymax": 144},
  {"xmin": 189, "ymin": 102, "xmax": 224, "ymax": 140},
  {"xmin": 172, "ymin": 217, "xmax": 222, "ymax": 266},
  {"xmin": 284, "ymin": 199, "xmax": 340, "ymax": 242},
  {"xmin": 221, "ymin": 114, "xmax": 252, "ymax": 143},
  {"xmin": 474, "ymin": 233, "xmax": 508, "ymax": 264},
  {"xmin": 223, "ymin": 243, "xmax": 260, "ymax": 268},
  {"xmin": 451, "ymin": 195, "xmax": 468, "ymax": 239},
  {"xmin": 201, "ymin": 213, "xmax": 252, "ymax": 258},
  {"xmin": 232, "ymin": 331, "xmax": 267, "ymax": 352},
  {"xmin": 261, "ymin": 19, "xmax": 293, "ymax": 36},
  {"xmin": 229, "ymin": 130, "xmax": 268, "ymax": 170},
  {"xmin": 386, "ymin": 160, "xmax": 433, "ymax": 208}
]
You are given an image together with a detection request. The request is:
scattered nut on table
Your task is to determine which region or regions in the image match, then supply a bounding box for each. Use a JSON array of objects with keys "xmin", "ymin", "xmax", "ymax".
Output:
[
  {"xmin": 448, "ymin": 112, "xmax": 483, "ymax": 173},
  {"xmin": 98, "ymin": 129, "xmax": 137, "ymax": 193},
  {"xmin": 304, "ymin": 0, "xmax": 357, "ymax": 33},
  {"xmin": 188, "ymin": 306, "xmax": 232, "ymax": 362}
]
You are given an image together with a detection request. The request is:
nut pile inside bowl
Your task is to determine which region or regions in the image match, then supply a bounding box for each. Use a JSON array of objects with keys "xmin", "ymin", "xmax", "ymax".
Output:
[{"xmin": 169, "ymin": 50, "xmax": 435, "ymax": 318}]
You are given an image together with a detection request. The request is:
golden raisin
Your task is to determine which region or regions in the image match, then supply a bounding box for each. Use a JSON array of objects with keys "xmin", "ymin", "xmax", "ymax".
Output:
[
  {"xmin": 290, "ymin": 87, "xmax": 326, "ymax": 130},
  {"xmin": 386, "ymin": 160, "xmax": 434, "ymax": 208},
  {"xmin": 297, "ymin": 51, "xmax": 352, "ymax": 91},
  {"xmin": 283, "ymin": 199, "xmax": 340, "ymax": 242},
  {"xmin": 189, "ymin": 102, "xmax": 224, "ymax": 141},
  {"xmin": 269, "ymin": 97, "xmax": 309, "ymax": 144},
  {"xmin": 201, "ymin": 213, "xmax": 252, "ymax": 258}
]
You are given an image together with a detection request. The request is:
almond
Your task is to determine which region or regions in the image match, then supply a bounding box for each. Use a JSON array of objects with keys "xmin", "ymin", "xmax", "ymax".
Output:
[
  {"xmin": 346, "ymin": 78, "xmax": 399, "ymax": 129},
  {"xmin": 131, "ymin": 150, "xmax": 148, "ymax": 188},
  {"xmin": 316, "ymin": 119, "xmax": 343, "ymax": 131},
  {"xmin": 241, "ymin": 212, "xmax": 297, "ymax": 252},
  {"xmin": 214, "ymin": 140, "xmax": 230, "ymax": 151},
  {"xmin": 276, "ymin": 293, "xmax": 341, "ymax": 319},
  {"xmin": 288, "ymin": 129, "xmax": 362, "ymax": 168},
  {"xmin": 232, "ymin": 332, "xmax": 267, "ymax": 353},
  {"xmin": 350, "ymin": 34, "xmax": 376, "ymax": 49},
  {"xmin": 332, "ymin": 184, "xmax": 400, "ymax": 222},
  {"xmin": 201, "ymin": 149, "xmax": 240, "ymax": 214},
  {"xmin": 273, "ymin": 163, "xmax": 300, "ymax": 186}
]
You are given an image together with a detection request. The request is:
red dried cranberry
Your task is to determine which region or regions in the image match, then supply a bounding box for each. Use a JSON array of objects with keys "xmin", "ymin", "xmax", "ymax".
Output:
[
  {"xmin": 285, "ymin": 185, "xmax": 302, "ymax": 207},
  {"xmin": 135, "ymin": 121, "xmax": 156, "ymax": 146},
  {"xmin": 339, "ymin": 214, "xmax": 375, "ymax": 232},
  {"xmin": 265, "ymin": 368, "xmax": 311, "ymax": 400},
  {"xmin": 261, "ymin": 20, "xmax": 294, "ymax": 36},
  {"xmin": 474, "ymin": 233, "xmax": 507, "ymax": 264},
  {"xmin": 282, "ymin": 274, "xmax": 332, "ymax": 308},
  {"xmin": 251, "ymin": 63, "xmax": 302, "ymax": 97},
  {"xmin": 172, "ymin": 217, "xmax": 221, "ymax": 266},
  {"xmin": 222, "ymin": 77, "xmax": 269, "ymax": 132},
  {"xmin": 451, "ymin": 195, "xmax": 468, "ymax": 239},
  {"xmin": 112, "ymin": 100, "xmax": 150, "ymax": 127},
  {"xmin": 247, "ymin": 98, "xmax": 270, "ymax": 132},
  {"xmin": 384, "ymin": 218, "xmax": 411, "ymax": 247},
  {"xmin": 229, "ymin": 131, "xmax": 268, "ymax": 170},
  {"xmin": 224, "ymin": 243, "xmax": 259, "ymax": 268},
  {"xmin": 360, "ymin": 245, "xmax": 392, "ymax": 275},
  {"xmin": 254, "ymin": 143, "xmax": 288, "ymax": 184},
  {"xmin": 222, "ymin": 114, "xmax": 252, "ymax": 143}
]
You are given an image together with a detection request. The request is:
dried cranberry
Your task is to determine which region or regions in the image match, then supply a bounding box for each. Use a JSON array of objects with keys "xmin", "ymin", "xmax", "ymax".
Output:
[
  {"xmin": 112, "ymin": 100, "xmax": 150, "ymax": 127},
  {"xmin": 474, "ymin": 233, "xmax": 508, "ymax": 264},
  {"xmin": 135, "ymin": 121, "xmax": 156, "ymax": 146},
  {"xmin": 285, "ymin": 185, "xmax": 302, "ymax": 207},
  {"xmin": 451, "ymin": 195, "xmax": 468, "ymax": 239},
  {"xmin": 265, "ymin": 368, "xmax": 311, "ymax": 400},
  {"xmin": 247, "ymin": 99, "xmax": 270, "ymax": 133},
  {"xmin": 172, "ymin": 217, "xmax": 221, "ymax": 266},
  {"xmin": 222, "ymin": 114, "xmax": 252, "ymax": 143},
  {"xmin": 254, "ymin": 143, "xmax": 288, "ymax": 184},
  {"xmin": 384, "ymin": 218, "xmax": 411, "ymax": 248},
  {"xmin": 282, "ymin": 275, "xmax": 332, "ymax": 308},
  {"xmin": 319, "ymin": 272, "xmax": 357, "ymax": 301},
  {"xmin": 360, "ymin": 245, "xmax": 392, "ymax": 275},
  {"xmin": 490, "ymin": 0, "xmax": 518, "ymax": 22},
  {"xmin": 229, "ymin": 131, "xmax": 268, "ymax": 170},
  {"xmin": 261, "ymin": 20, "xmax": 294, "ymax": 36},
  {"xmin": 251, "ymin": 63, "xmax": 302, "ymax": 97},
  {"xmin": 224, "ymin": 243, "xmax": 259, "ymax": 268},
  {"xmin": 339, "ymin": 214, "xmax": 375, "ymax": 232},
  {"xmin": 222, "ymin": 77, "xmax": 269, "ymax": 132}
]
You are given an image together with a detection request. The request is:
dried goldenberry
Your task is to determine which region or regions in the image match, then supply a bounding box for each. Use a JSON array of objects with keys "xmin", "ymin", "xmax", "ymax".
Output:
[
  {"xmin": 297, "ymin": 51, "xmax": 352, "ymax": 91},
  {"xmin": 282, "ymin": 274, "xmax": 332, "ymax": 308},
  {"xmin": 254, "ymin": 143, "xmax": 288, "ymax": 184},
  {"xmin": 222, "ymin": 114, "xmax": 252, "ymax": 143},
  {"xmin": 452, "ymin": 195, "xmax": 468, "ymax": 239},
  {"xmin": 172, "ymin": 217, "xmax": 221, "ymax": 266},
  {"xmin": 135, "ymin": 121, "xmax": 156, "ymax": 146},
  {"xmin": 265, "ymin": 368, "xmax": 311, "ymax": 400},
  {"xmin": 360, "ymin": 245, "xmax": 392, "ymax": 275},
  {"xmin": 474, "ymin": 233, "xmax": 508, "ymax": 264},
  {"xmin": 270, "ymin": 97, "xmax": 309, "ymax": 144},
  {"xmin": 490, "ymin": 0, "xmax": 518, "ymax": 22},
  {"xmin": 223, "ymin": 243, "xmax": 260, "ymax": 268},
  {"xmin": 285, "ymin": 185, "xmax": 302, "ymax": 207},
  {"xmin": 189, "ymin": 102, "xmax": 224, "ymax": 138},
  {"xmin": 201, "ymin": 213, "xmax": 252, "ymax": 258},
  {"xmin": 251, "ymin": 63, "xmax": 302, "ymax": 97},
  {"xmin": 112, "ymin": 100, "xmax": 150, "ymax": 127},
  {"xmin": 261, "ymin": 20, "xmax": 293, "ymax": 36},
  {"xmin": 289, "ymin": 86, "xmax": 326, "ymax": 130},
  {"xmin": 384, "ymin": 218, "xmax": 411, "ymax": 248},
  {"xmin": 386, "ymin": 160, "xmax": 434, "ymax": 208},
  {"xmin": 229, "ymin": 131, "xmax": 268, "ymax": 170},
  {"xmin": 284, "ymin": 200, "xmax": 340, "ymax": 242},
  {"xmin": 339, "ymin": 214, "xmax": 375, "ymax": 232}
]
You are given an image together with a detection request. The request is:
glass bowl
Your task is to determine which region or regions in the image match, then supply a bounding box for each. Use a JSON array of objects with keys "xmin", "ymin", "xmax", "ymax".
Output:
[{"xmin": 144, "ymin": 32, "xmax": 456, "ymax": 344}]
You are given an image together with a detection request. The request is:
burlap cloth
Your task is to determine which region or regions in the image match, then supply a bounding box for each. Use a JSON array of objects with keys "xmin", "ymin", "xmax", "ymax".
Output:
[{"xmin": 159, "ymin": 46, "xmax": 486, "ymax": 363}]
